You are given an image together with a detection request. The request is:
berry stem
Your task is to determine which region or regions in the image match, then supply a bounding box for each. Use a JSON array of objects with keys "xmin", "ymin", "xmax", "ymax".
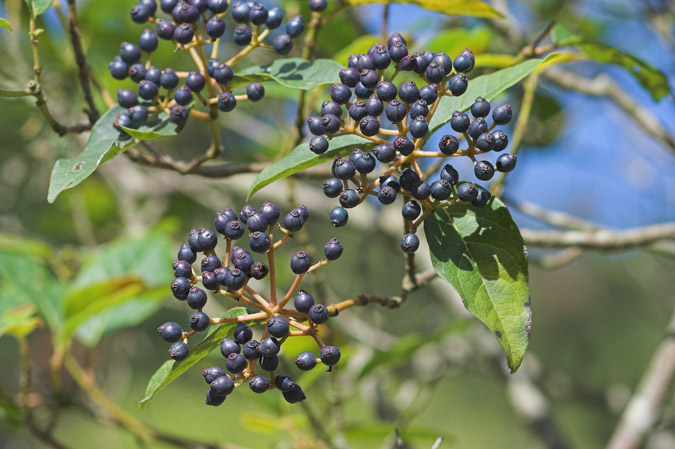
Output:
[
  {"xmin": 277, "ymin": 274, "xmax": 305, "ymax": 309},
  {"xmin": 268, "ymin": 232, "xmax": 277, "ymax": 307},
  {"xmin": 225, "ymin": 28, "xmax": 271, "ymax": 67},
  {"xmin": 243, "ymin": 286, "xmax": 272, "ymax": 310},
  {"xmin": 210, "ymin": 311, "xmax": 267, "ymax": 324}
]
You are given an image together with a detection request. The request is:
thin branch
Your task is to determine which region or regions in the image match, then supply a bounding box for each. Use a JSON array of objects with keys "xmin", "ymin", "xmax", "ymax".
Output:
[
  {"xmin": 606, "ymin": 309, "xmax": 675, "ymax": 449},
  {"xmin": 66, "ymin": 0, "xmax": 99, "ymax": 122}
]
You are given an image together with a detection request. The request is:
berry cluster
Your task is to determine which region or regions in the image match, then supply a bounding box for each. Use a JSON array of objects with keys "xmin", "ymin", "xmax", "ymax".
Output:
[
  {"xmin": 308, "ymin": 33, "xmax": 518, "ymax": 253},
  {"xmin": 110, "ymin": 0, "xmax": 306, "ymax": 131},
  {"xmin": 158, "ymin": 202, "xmax": 344, "ymax": 405}
]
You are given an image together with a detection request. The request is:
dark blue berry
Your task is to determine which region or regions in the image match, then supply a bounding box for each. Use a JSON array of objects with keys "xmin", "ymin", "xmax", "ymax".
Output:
[
  {"xmin": 198, "ymin": 228, "xmax": 218, "ymax": 251},
  {"xmin": 174, "ymin": 23, "xmax": 194, "ymax": 44},
  {"xmin": 231, "ymin": 248, "xmax": 254, "ymax": 274},
  {"xmin": 360, "ymin": 69, "xmax": 379, "ymax": 89},
  {"xmin": 309, "ymin": 304, "xmax": 328, "ymax": 324},
  {"xmin": 220, "ymin": 338, "xmax": 240, "ymax": 357},
  {"xmin": 412, "ymin": 52, "xmax": 429, "ymax": 74},
  {"xmin": 286, "ymin": 15, "xmax": 304, "ymax": 38},
  {"xmin": 259, "ymin": 201, "xmax": 280, "ymax": 225},
  {"xmin": 378, "ymin": 186, "xmax": 397, "ymax": 205},
  {"xmin": 440, "ymin": 164, "xmax": 459, "ymax": 185},
  {"xmin": 138, "ymin": 80, "xmax": 158, "ymax": 100},
  {"xmin": 259, "ymin": 355, "xmax": 279, "ymax": 371},
  {"xmin": 329, "ymin": 207, "xmax": 348, "ymax": 227},
  {"xmin": 380, "ymin": 175, "xmax": 401, "ymax": 191},
  {"xmin": 119, "ymin": 42, "xmax": 142, "ymax": 64},
  {"xmin": 339, "ymin": 67, "xmax": 360, "ymax": 87},
  {"xmin": 355, "ymin": 152, "xmax": 376, "ymax": 173},
  {"xmin": 205, "ymin": 390, "xmax": 225, "ymax": 406},
  {"xmin": 266, "ymin": 7, "xmax": 283, "ymax": 28},
  {"xmin": 409, "ymin": 99, "xmax": 428, "ymax": 118},
  {"xmin": 393, "ymin": 136, "xmax": 414, "ymax": 156},
  {"xmin": 332, "ymin": 158, "xmax": 356, "ymax": 180},
  {"xmin": 158, "ymin": 322, "xmax": 182, "ymax": 342},
  {"xmin": 129, "ymin": 64, "xmax": 147, "ymax": 83},
  {"xmin": 248, "ymin": 232, "xmax": 270, "ymax": 253},
  {"xmin": 399, "ymin": 168, "xmax": 420, "ymax": 191},
  {"xmin": 476, "ymin": 132, "xmax": 495, "ymax": 152},
  {"xmin": 144, "ymin": 66, "xmax": 161, "ymax": 84},
  {"xmin": 231, "ymin": 1, "xmax": 250, "ymax": 22},
  {"xmin": 447, "ymin": 73, "xmax": 468, "ymax": 96},
  {"xmin": 208, "ymin": 0, "xmax": 229, "ymax": 13},
  {"xmin": 210, "ymin": 375, "xmax": 234, "ymax": 396},
  {"xmin": 468, "ymin": 117, "xmax": 488, "ymax": 139},
  {"xmin": 160, "ymin": 0, "xmax": 178, "ymax": 13},
  {"xmin": 217, "ymin": 91, "xmax": 236, "ymax": 112},
  {"xmin": 453, "ymin": 49, "xmax": 475, "ymax": 73},
  {"xmin": 259, "ymin": 337, "xmax": 280, "ymax": 356},
  {"xmin": 169, "ymin": 341, "xmax": 189, "ymax": 361},
  {"xmin": 115, "ymin": 113, "xmax": 132, "ymax": 131},
  {"xmin": 223, "ymin": 220, "xmax": 244, "ymax": 239},
  {"xmin": 354, "ymin": 82, "xmax": 373, "ymax": 99},
  {"xmin": 419, "ymin": 84, "xmax": 438, "ymax": 104},
  {"xmin": 248, "ymin": 3, "xmax": 268, "ymax": 25},
  {"xmin": 388, "ymin": 32, "xmax": 406, "ymax": 47},
  {"xmin": 178, "ymin": 243, "xmax": 197, "ymax": 263},
  {"xmin": 201, "ymin": 254, "xmax": 222, "ymax": 273},
  {"xmin": 451, "ymin": 111, "xmax": 470, "ymax": 132},
  {"xmin": 187, "ymin": 287, "xmax": 208, "ymax": 309},
  {"xmin": 323, "ymin": 178, "xmax": 343, "ymax": 198},
  {"xmin": 139, "ymin": 29, "xmax": 158, "ymax": 52},
  {"xmin": 409, "ymin": 116, "xmax": 428, "ymax": 138},
  {"xmin": 207, "ymin": 59, "xmax": 220, "ymax": 77},
  {"xmin": 206, "ymin": 16, "xmax": 226, "ymax": 38},
  {"xmin": 173, "ymin": 260, "xmax": 192, "ymax": 278},
  {"xmin": 295, "ymin": 351, "xmax": 317, "ymax": 371},
  {"xmin": 359, "ymin": 115, "xmax": 380, "ymax": 136},
  {"xmin": 320, "ymin": 345, "xmax": 341, "ymax": 366},
  {"xmin": 431, "ymin": 179, "xmax": 452, "ymax": 200},
  {"xmin": 233, "ymin": 322, "xmax": 253, "ymax": 344},
  {"xmin": 214, "ymin": 210, "xmax": 236, "ymax": 234},
  {"xmin": 355, "ymin": 53, "xmax": 374, "ymax": 71},
  {"xmin": 214, "ymin": 63, "xmax": 234, "ymax": 85},
  {"xmin": 398, "ymin": 80, "xmax": 419, "ymax": 103},
  {"xmin": 226, "ymin": 353, "xmax": 247, "ymax": 373},
  {"xmin": 213, "ymin": 267, "xmax": 229, "ymax": 286},
  {"xmin": 307, "ymin": 115, "xmax": 323, "ymax": 135},
  {"xmin": 117, "ymin": 89, "xmax": 138, "ymax": 108},
  {"xmin": 271, "ymin": 33, "xmax": 293, "ymax": 54},
  {"xmin": 239, "ymin": 204, "xmax": 256, "ymax": 223},
  {"xmin": 398, "ymin": 54, "xmax": 417, "ymax": 71},
  {"xmin": 290, "ymin": 251, "xmax": 311, "ymax": 274},
  {"xmin": 173, "ymin": 2, "xmax": 199, "ymax": 23},
  {"xmin": 365, "ymin": 96, "xmax": 384, "ymax": 116},
  {"xmin": 250, "ymin": 262, "xmax": 268, "ymax": 280},
  {"xmin": 309, "ymin": 0, "xmax": 327, "ymax": 12},
  {"xmin": 246, "ymin": 212, "xmax": 268, "ymax": 233},
  {"xmin": 321, "ymin": 100, "xmax": 342, "ymax": 118},
  {"xmin": 160, "ymin": 69, "xmax": 179, "ymax": 90},
  {"xmin": 309, "ymin": 135, "xmax": 329, "ymax": 154},
  {"xmin": 321, "ymin": 113, "xmax": 342, "ymax": 133},
  {"xmin": 246, "ymin": 82, "xmax": 264, "ymax": 102},
  {"xmin": 109, "ymin": 59, "xmax": 128, "ymax": 80},
  {"xmin": 282, "ymin": 384, "xmax": 306, "ymax": 403},
  {"xmin": 349, "ymin": 147, "xmax": 363, "ymax": 164},
  {"xmin": 401, "ymin": 200, "xmax": 421, "ymax": 221},
  {"xmin": 439, "ymin": 134, "xmax": 459, "ymax": 155},
  {"xmin": 294, "ymin": 290, "xmax": 314, "ymax": 313},
  {"xmin": 242, "ymin": 340, "xmax": 260, "ymax": 359},
  {"xmin": 185, "ymin": 71, "xmax": 205, "ymax": 93},
  {"xmin": 425, "ymin": 61, "xmax": 445, "ymax": 84},
  {"xmin": 376, "ymin": 80, "xmax": 397, "ymax": 101},
  {"xmin": 249, "ymin": 375, "xmax": 269, "ymax": 393},
  {"xmin": 348, "ymin": 101, "xmax": 367, "ymax": 121},
  {"xmin": 385, "ymin": 99, "xmax": 407, "ymax": 123},
  {"xmin": 496, "ymin": 154, "xmax": 517, "ymax": 172},
  {"xmin": 190, "ymin": 312, "xmax": 210, "ymax": 331},
  {"xmin": 330, "ymin": 83, "xmax": 351, "ymax": 104},
  {"xmin": 283, "ymin": 209, "xmax": 304, "ymax": 232},
  {"xmin": 492, "ymin": 105, "xmax": 512, "ymax": 125},
  {"xmin": 202, "ymin": 271, "xmax": 218, "ymax": 290},
  {"xmin": 156, "ymin": 19, "xmax": 175, "ymax": 40},
  {"xmin": 267, "ymin": 316, "xmax": 289, "ymax": 338},
  {"xmin": 492, "ymin": 130, "xmax": 508, "ymax": 151},
  {"xmin": 411, "ymin": 181, "xmax": 431, "ymax": 200},
  {"xmin": 471, "ymin": 97, "xmax": 490, "ymax": 118},
  {"xmin": 339, "ymin": 189, "xmax": 360, "ymax": 208},
  {"xmin": 275, "ymin": 375, "xmax": 295, "ymax": 392},
  {"xmin": 472, "ymin": 189, "xmax": 491, "ymax": 207},
  {"xmin": 388, "ymin": 40, "xmax": 408, "ymax": 62},
  {"xmin": 294, "ymin": 205, "xmax": 309, "ymax": 222},
  {"xmin": 400, "ymin": 233, "xmax": 420, "ymax": 253},
  {"xmin": 434, "ymin": 51, "xmax": 453, "ymax": 74},
  {"xmin": 371, "ymin": 44, "xmax": 391, "ymax": 70},
  {"xmin": 324, "ymin": 238, "xmax": 343, "ymax": 260},
  {"xmin": 128, "ymin": 104, "xmax": 149, "ymax": 124},
  {"xmin": 202, "ymin": 366, "xmax": 227, "ymax": 384},
  {"xmin": 373, "ymin": 143, "xmax": 396, "ymax": 162},
  {"xmin": 233, "ymin": 25, "xmax": 252, "ymax": 45},
  {"xmin": 139, "ymin": 0, "xmax": 157, "ymax": 13},
  {"xmin": 456, "ymin": 183, "xmax": 478, "ymax": 201}
]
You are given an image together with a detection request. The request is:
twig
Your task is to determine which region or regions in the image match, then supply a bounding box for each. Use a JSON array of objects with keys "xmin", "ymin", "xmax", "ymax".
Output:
[
  {"xmin": 66, "ymin": 0, "xmax": 99, "ymax": 122},
  {"xmin": 606, "ymin": 309, "xmax": 675, "ymax": 449}
]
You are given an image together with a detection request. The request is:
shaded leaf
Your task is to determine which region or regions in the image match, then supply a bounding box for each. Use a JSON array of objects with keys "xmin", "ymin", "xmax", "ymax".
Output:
[
  {"xmin": 247, "ymin": 134, "xmax": 372, "ymax": 200},
  {"xmin": 0, "ymin": 305, "xmax": 42, "ymax": 339},
  {"xmin": 48, "ymin": 105, "xmax": 180, "ymax": 203},
  {"xmin": 139, "ymin": 307, "xmax": 249, "ymax": 410},
  {"xmin": 424, "ymin": 195, "xmax": 531, "ymax": 372},
  {"xmin": 234, "ymin": 58, "xmax": 342, "ymax": 90},
  {"xmin": 25, "ymin": 0, "xmax": 52, "ymax": 15},
  {"xmin": 551, "ymin": 24, "xmax": 669, "ymax": 101},
  {"xmin": 0, "ymin": 18, "xmax": 13, "ymax": 31},
  {"xmin": 345, "ymin": 0, "xmax": 503, "ymax": 18},
  {"xmin": 345, "ymin": 423, "xmax": 453, "ymax": 443},
  {"xmin": 428, "ymin": 55, "xmax": 556, "ymax": 136}
]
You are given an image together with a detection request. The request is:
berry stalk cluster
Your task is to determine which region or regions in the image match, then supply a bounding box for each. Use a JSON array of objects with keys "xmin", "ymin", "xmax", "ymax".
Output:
[
  {"xmin": 309, "ymin": 33, "xmax": 518, "ymax": 252},
  {"xmin": 158, "ymin": 202, "xmax": 344, "ymax": 405},
  {"xmin": 110, "ymin": 0, "xmax": 308, "ymax": 131}
]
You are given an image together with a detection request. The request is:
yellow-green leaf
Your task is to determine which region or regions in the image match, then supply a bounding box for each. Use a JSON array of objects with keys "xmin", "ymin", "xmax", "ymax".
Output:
[
  {"xmin": 0, "ymin": 17, "xmax": 13, "ymax": 31},
  {"xmin": 345, "ymin": 0, "xmax": 503, "ymax": 19}
]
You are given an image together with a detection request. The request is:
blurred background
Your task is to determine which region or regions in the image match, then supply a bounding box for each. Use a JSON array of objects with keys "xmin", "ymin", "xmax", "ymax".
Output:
[{"xmin": 1, "ymin": 0, "xmax": 674, "ymax": 448}]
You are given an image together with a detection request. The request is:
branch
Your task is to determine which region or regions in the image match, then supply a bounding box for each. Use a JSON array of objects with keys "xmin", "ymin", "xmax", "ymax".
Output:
[
  {"xmin": 66, "ymin": 0, "xmax": 99, "ymax": 122},
  {"xmin": 543, "ymin": 67, "xmax": 675, "ymax": 155},
  {"xmin": 606, "ymin": 309, "xmax": 675, "ymax": 449}
]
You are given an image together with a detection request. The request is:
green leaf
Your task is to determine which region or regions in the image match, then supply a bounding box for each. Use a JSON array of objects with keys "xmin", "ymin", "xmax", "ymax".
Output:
[
  {"xmin": 0, "ymin": 305, "xmax": 42, "ymax": 339},
  {"xmin": 233, "ymin": 58, "xmax": 343, "ymax": 90},
  {"xmin": 247, "ymin": 134, "xmax": 372, "ymax": 200},
  {"xmin": 139, "ymin": 307, "xmax": 249, "ymax": 410},
  {"xmin": 345, "ymin": 423, "xmax": 452, "ymax": 444},
  {"xmin": 333, "ymin": 35, "xmax": 381, "ymax": 67},
  {"xmin": 425, "ymin": 27, "xmax": 492, "ymax": 59},
  {"xmin": 345, "ymin": 0, "xmax": 503, "ymax": 18},
  {"xmin": 429, "ymin": 55, "xmax": 555, "ymax": 136},
  {"xmin": 424, "ymin": 195, "xmax": 531, "ymax": 372},
  {"xmin": 551, "ymin": 24, "xmax": 669, "ymax": 101},
  {"xmin": 24, "ymin": 0, "xmax": 52, "ymax": 15},
  {"xmin": 0, "ymin": 18, "xmax": 13, "ymax": 31},
  {"xmin": 48, "ymin": 105, "xmax": 180, "ymax": 203}
]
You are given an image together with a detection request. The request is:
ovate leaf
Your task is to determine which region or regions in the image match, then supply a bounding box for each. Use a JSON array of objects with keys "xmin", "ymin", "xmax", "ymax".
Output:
[
  {"xmin": 247, "ymin": 134, "xmax": 372, "ymax": 200},
  {"xmin": 551, "ymin": 24, "xmax": 669, "ymax": 101},
  {"xmin": 48, "ymin": 105, "xmax": 180, "ymax": 203},
  {"xmin": 0, "ymin": 305, "xmax": 42, "ymax": 339},
  {"xmin": 345, "ymin": 0, "xmax": 503, "ymax": 19},
  {"xmin": 424, "ymin": 195, "xmax": 531, "ymax": 372},
  {"xmin": 429, "ymin": 55, "xmax": 556, "ymax": 136},
  {"xmin": 334, "ymin": 35, "xmax": 381, "ymax": 67},
  {"xmin": 24, "ymin": 0, "xmax": 52, "ymax": 15},
  {"xmin": 234, "ymin": 58, "xmax": 342, "ymax": 90},
  {"xmin": 139, "ymin": 307, "xmax": 249, "ymax": 410},
  {"xmin": 0, "ymin": 18, "xmax": 13, "ymax": 31}
]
